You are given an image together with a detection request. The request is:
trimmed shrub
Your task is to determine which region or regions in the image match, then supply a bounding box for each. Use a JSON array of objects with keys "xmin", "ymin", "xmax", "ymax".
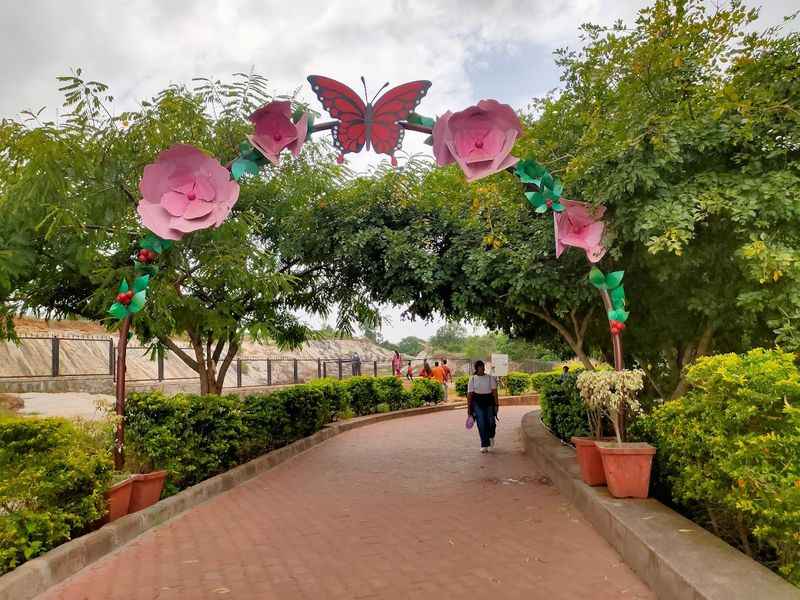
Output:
[
  {"xmin": 506, "ymin": 372, "xmax": 531, "ymax": 395},
  {"xmin": 538, "ymin": 373, "xmax": 589, "ymax": 442},
  {"xmin": 375, "ymin": 402, "xmax": 390, "ymax": 413},
  {"xmin": 0, "ymin": 417, "xmax": 113, "ymax": 575},
  {"xmin": 373, "ymin": 376, "xmax": 408, "ymax": 411},
  {"xmin": 638, "ymin": 349, "xmax": 800, "ymax": 585},
  {"xmin": 529, "ymin": 371, "xmax": 562, "ymax": 395},
  {"xmin": 126, "ymin": 392, "xmax": 248, "ymax": 496},
  {"xmin": 309, "ymin": 378, "xmax": 352, "ymax": 420},
  {"xmin": 411, "ymin": 379, "xmax": 444, "ymax": 405},
  {"xmin": 345, "ymin": 376, "xmax": 380, "ymax": 416},
  {"xmin": 455, "ymin": 374, "xmax": 469, "ymax": 397}
]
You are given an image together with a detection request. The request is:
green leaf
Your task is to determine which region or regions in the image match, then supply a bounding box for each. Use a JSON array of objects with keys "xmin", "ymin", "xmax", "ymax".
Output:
[
  {"xmin": 605, "ymin": 271, "xmax": 625, "ymax": 289},
  {"xmin": 611, "ymin": 285, "xmax": 626, "ymax": 310},
  {"xmin": 608, "ymin": 309, "xmax": 630, "ymax": 323},
  {"xmin": 140, "ymin": 234, "xmax": 164, "ymax": 254},
  {"xmin": 232, "ymin": 158, "xmax": 259, "ymax": 181},
  {"xmin": 238, "ymin": 140, "xmax": 252, "ymax": 154},
  {"xmin": 134, "ymin": 261, "xmax": 159, "ymax": 276},
  {"xmin": 108, "ymin": 302, "xmax": 129, "ymax": 320},
  {"xmin": 552, "ymin": 202, "xmax": 565, "ymax": 212},
  {"xmin": 589, "ymin": 267, "xmax": 607, "ymax": 289},
  {"xmin": 117, "ymin": 278, "xmax": 129, "ymax": 294},
  {"xmin": 407, "ymin": 113, "xmax": 435, "ymax": 128},
  {"xmin": 133, "ymin": 274, "xmax": 150, "ymax": 293},
  {"xmin": 128, "ymin": 290, "xmax": 146, "ymax": 314}
]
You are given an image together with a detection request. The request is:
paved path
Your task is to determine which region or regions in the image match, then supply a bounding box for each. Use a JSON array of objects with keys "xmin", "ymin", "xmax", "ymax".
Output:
[{"xmin": 40, "ymin": 407, "xmax": 653, "ymax": 600}]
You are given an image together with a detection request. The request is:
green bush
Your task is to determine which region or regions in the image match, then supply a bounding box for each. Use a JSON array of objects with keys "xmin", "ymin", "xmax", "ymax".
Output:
[
  {"xmin": 455, "ymin": 374, "xmax": 469, "ymax": 397},
  {"xmin": 638, "ymin": 349, "xmax": 800, "ymax": 586},
  {"xmin": 345, "ymin": 376, "xmax": 380, "ymax": 415},
  {"xmin": 375, "ymin": 402, "xmax": 390, "ymax": 413},
  {"xmin": 309, "ymin": 378, "xmax": 352, "ymax": 420},
  {"xmin": 529, "ymin": 371, "xmax": 562, "ymax": 395},
  {"xmin": 373, "ymin": 376, "xmax": 408, "ymax": 411},
  {"xmin": 0, "ymin": 417, "xmax": 113, "ymax": 575},
  {"xmin": 538, "ymin": 373, "xmax": 589, "ymax": 442},
  {"xmin": 410, "ymin": 379, "xmax": 444, "ymax": 405},
  {"xmin": 126, "ymin": 392, "xmax": 248, "ymax": 496},
  {"xmin": 506, "ymin": 372, "xmax": 531, "ymax": 395}
]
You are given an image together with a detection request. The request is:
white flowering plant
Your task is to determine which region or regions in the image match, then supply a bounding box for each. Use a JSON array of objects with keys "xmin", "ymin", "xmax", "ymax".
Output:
[{"xmin": 576, "ymin": 369, "xmax": 644, "ymax": 443}]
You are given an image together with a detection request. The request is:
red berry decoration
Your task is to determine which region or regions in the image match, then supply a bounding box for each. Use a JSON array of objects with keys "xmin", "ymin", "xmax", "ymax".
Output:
[{"xmin": 137, "ymin": 248, "xmax": 156, "ymax": 263}]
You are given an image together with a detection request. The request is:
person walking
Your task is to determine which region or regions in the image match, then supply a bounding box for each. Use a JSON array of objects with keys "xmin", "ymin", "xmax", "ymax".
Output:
[
  {"xmin": 420, "ymin": 360, "xmax": 432, "ymax": 379},
  {"xmin": 392, "ymin": 350, "xmax": 402, "ymax": 377},
  {"xmin": 430, "ymin": 361, "xmax": 446, "ymax": 402},
  {"xmin": 405, "ymin": 361, "xmax": 414, "ymax": 381},
  {"xmin": 351, "ymin": 352, "xmax": 361, "ymax": 376},
  {"xmin": 467, "ymin": 360, "xmax": 499, "ymax": 453}
]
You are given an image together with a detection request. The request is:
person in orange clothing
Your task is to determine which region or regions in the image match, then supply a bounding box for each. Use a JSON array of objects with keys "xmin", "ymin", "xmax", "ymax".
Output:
[
  {"xmin": 430, "ymin": 361, "xmax": 447, "ymax": 402},
  {"xmin": 441, "ymin": 358, "xmax": 452, "ymax": 402}
]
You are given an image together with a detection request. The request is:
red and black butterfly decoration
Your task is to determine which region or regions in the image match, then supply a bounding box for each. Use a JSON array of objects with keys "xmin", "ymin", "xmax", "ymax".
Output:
[{"xmin": 307, "ymin": 75, "xmax": 431, "ymax": 165}]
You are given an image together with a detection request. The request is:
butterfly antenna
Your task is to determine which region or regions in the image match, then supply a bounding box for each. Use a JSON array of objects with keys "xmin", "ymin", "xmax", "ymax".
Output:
[
  {"xmin": 360, "ymin": 76, "xmax": 369, "ymax": 104},
  {"xmin": 370, "ymin": 82, "xmax": 390, "ymax": 104}
]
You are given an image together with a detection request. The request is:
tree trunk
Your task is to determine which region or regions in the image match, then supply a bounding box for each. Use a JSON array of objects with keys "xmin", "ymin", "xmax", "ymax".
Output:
[
  {"xmin": 670, "ymin": 324, "xmax": 714, "ymax": 399},
  {"xmin": 158, "ymin": 331, "xmax": 240, "ymax": 395}
]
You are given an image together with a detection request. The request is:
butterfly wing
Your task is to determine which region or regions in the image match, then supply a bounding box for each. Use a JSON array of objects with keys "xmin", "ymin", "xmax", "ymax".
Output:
[
  {"xmin": 307, "ymin": 75, "xmax": 367, "ymax": 155},
  {"xmin": 369, "ymin": 81, "xmax": 431, "ymax": 155}
]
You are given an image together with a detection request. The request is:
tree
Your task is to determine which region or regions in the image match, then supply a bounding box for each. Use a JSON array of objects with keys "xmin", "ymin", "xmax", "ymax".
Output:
[
  {"xmin": 429, "ymin": 321, "xmax": 467, "ymax": 352},
  {"xmin": 394, "ymin": 336, "xmax": 425, "ymax": 356},
  {"xmin": 515, "ymin": 0, "xmax": 800, "ymax": 396},
  {"xmin": 0, "ymin": 72, "xmax": 380, "ymax": 394}
]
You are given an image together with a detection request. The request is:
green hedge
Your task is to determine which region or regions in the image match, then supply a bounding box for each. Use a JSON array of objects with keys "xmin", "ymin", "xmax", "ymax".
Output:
[
  {"xmin": 529, "ymin": 371, "xmax": 563, "ymax": 395},
  {"xmin": 410, "ymin": 379, "xmax": 444, "ymax": 405},
  {"xmin": 506, "ymin": 372, "xmax": 531, "ymax": 395},
  {"xmin": 343, "ymin": 376, "xmax": 410, "ymax": 415},
  {"xmin": 0, "ymin": 417, "xmax": 112, "ymax": 575},
  {"xmin": 538, "ymin": 373, "xmax": 589, "ymax": 442},
  {"xmin": 455, "ymin": 374, "xmax": 469, "ymax": 396},
  {"xmin": 126, "ymin": 392, "xmax": 249, "ymax": 496},
  {"xmin": 308, "ymin": 378, "xmax": 352, "ymax": 420},
  {"xmin": 636, "ymin": 349, "xmax": 800, "ymax": 586}
]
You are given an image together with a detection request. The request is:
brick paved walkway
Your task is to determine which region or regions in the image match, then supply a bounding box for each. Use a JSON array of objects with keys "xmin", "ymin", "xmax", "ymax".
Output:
[{"xmin": 40, "ymin": 407, "xmax": 653, "ymax": 600}]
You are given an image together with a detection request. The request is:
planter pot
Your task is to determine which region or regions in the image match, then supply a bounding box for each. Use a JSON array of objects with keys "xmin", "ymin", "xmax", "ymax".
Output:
[
  {"xmin": 571, "ymin": 436, "xmax": 613, "ymax": 486},
  {"xmin": 128, "ymin": 470, "xmax": 168, "ymax": 513},
  {"xmin": 104, "ymin": 477, "xmax": 134, "ymax": 522},
  {"xmin": 596, "ymin": 442, "xmax": 656, "ymax": 499}
]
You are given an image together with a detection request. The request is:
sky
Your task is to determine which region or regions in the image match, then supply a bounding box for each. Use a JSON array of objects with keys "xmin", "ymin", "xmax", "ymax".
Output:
[{"xmin": 1, "ymin": 0, "xmax": 796, "ymax": 342}]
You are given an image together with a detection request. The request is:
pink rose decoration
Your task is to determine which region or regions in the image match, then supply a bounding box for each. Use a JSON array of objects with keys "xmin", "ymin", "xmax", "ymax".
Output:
[
  {"xmin": 432, "ymin": 99, "xmax": 522, "ymax": 182},
  {"xmin": 137, "ymin": 144, "xmax": 240, "ymax": 241},
  {"xmin": 554, "ymin": 199, "xmax": 607, "ymax": 263},
  {"xmin": 247, "ymin": 100, "xmax": 308, "ymax": 164}
]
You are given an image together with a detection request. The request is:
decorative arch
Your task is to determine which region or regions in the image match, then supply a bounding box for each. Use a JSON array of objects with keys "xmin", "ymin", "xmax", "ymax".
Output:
[{"xmin": 107, "ymin": 75, "xmax": 629, "ymax": 467}]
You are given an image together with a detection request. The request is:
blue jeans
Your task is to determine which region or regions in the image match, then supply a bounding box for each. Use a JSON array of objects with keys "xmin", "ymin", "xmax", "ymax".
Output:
[{"xmin": 472, "ymin": 396, "xmax": 497, "ymax": 448}]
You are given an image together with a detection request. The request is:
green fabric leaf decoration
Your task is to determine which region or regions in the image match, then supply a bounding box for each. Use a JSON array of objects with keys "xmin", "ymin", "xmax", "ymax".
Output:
[
  {"xmin": 605, "ymin": 271, "xmax": 624, "ymax": 290},
  {"xmin": 140, "ymin": 234, "xmax": 170, "ymax": 254},
  {"xmin": 552, "ymin": 202, "xmax": 565, "ymax": 212},
  {"xmin": 407, "ymin": 113, "xmax": 435, "ymax": 128},
  {"xmin": 128, "ymin": 290, "xmax": 146, "ymax": 314},
  {"xmin": 108, "ymin": 302, "xmax": 129, "ymax": 320},
  {"xmin": 133, "ymin": 274, "xmax": 150, "ymax": 293},
  {"xmin": 134, "ymin": 261, "xmax": 159, "ymax": 276},
  {"xmin": 239, "ymin": 140, "xmax": 252, "ymax": 154},
  {"xmin": 611, "ymin": 285, "xmax": 626, "ymax": 310},
  {"xmin": 117, "ymin": 278, "xmax": 129, "ymax": 294},
  {"xmin": 232, "ymin": 158, "xmax": 260, "ymax": 181},
  {"xmin": 608, "ymin": 309, "xmax": 630, "ymax": 323},
  {"xmin": 589, "ymin": 267, "xmax": 607, "ymax": 289},
  {"xmin": 305, "ymin": 113, "xmax": 315, "ymax": 137},
  {"xmin": 515, "ymin": 160, "xmax": 548, "ymax": 184}
]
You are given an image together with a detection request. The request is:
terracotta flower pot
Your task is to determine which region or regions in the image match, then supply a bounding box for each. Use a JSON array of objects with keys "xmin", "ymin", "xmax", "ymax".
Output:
[
  {"xmin": 128, "ymin": 470, "xmax": 168, "ymax": 513},
  {"xmin": 105, "ymin": 477, "xmax": 134, "ymax": 522},
  {"xmin": 571, "ymin": 436, "xmax": 613, "ymax": 486},
  {"xmin": 596, "ymin": 442, "xmax": 656, "ymax": 499}
]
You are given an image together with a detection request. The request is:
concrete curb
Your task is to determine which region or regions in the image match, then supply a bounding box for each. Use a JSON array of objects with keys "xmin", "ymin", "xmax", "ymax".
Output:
[
  {"xmin": 520, "ymin": 410, "xmax": 800, "ymax": 600},
  {"xmin": 0, "ymin": 402, "xmax": 464, "ymax": 600}
]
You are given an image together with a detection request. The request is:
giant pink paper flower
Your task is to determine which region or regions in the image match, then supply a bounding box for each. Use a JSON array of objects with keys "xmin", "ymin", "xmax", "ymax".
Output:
[
  {"xmin": 137, "ymin": 144, "xmax": 240, "ymax": 241},
  {"xmin": 247, "ymin": 101, "xmax": 308, "ymax": 164},
  {"xmin": 554, "ymin": 199, "xmax": 607, "ymax": 263},
  {"xmin": 432, "ymin": 99, "xmax": 522, "ymax": 182}
]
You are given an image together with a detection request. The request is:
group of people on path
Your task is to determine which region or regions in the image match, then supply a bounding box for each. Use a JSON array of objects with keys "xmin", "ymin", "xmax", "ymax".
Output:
[{"xmin": 390, "ymin": 351, "xmax": 498, "ymax": 450}]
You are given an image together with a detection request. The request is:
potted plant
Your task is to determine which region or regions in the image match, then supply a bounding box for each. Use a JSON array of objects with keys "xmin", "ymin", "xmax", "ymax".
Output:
[
  {"xmin": 577, "ymin": 369, "xmax": 655, "ymax": 498},
  {"xmin": 128, "ymin": 470, "xmax": 168, "ymax": 513},
  {"xmin": 105, "ymin": 472, "xmax": 134, "ymax": 522},
  {"xmin": 570, "ymin": 378, "xmax": 609, "ymax": 486}
]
